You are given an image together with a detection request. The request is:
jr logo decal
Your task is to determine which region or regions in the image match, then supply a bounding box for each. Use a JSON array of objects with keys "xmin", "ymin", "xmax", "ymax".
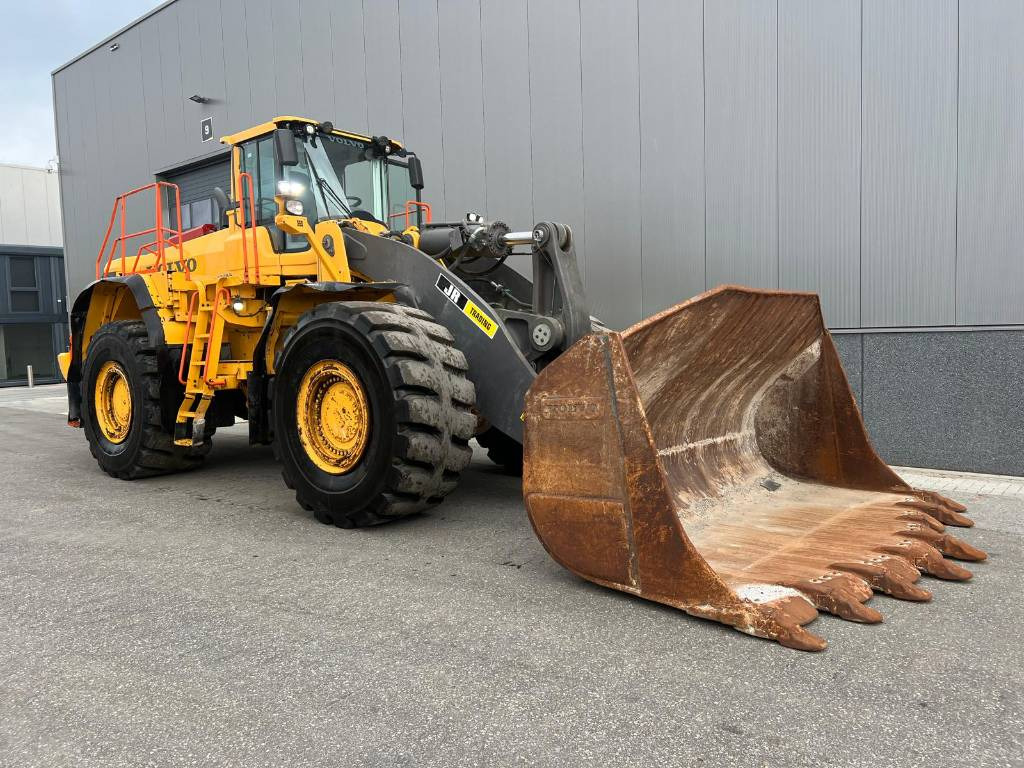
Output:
[{"xmin": 435, "ymin": 274, "xmax": 498, "ymax": 339}]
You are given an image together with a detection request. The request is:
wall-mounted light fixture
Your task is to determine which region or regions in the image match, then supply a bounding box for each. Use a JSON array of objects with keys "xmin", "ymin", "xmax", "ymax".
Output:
[
  {"xmin": 189, "ymin": 94, "xmax": 210, "ymax": 104},
  {"xmin": 108, "ymin": 42, "xmax": 120, "ymax": 52}
]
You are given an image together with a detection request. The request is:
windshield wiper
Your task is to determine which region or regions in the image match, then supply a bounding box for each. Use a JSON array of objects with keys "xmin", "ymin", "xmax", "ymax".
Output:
[{"xmin": 303, "ymin": 148, "xmax": 351, "ymax": 218}]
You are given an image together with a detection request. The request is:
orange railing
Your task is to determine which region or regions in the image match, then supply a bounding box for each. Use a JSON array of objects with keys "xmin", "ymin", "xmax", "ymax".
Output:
[
  {"xmin": 389, "ymin": 200, "xmax": 433, "ymax": 230},
  {"xmin": 203, "ymin": 288, "xmax": 232, "ymax": 386},
  {"xmin": 177, "ymin": 291, "xmax": 200, "ymax": 385},
  {"xmin": 236, "ymin": 171, "xmax": 259, "ymax": 283},
  {"xmin": 96, "ymin": 181, "xmax": 187, "ymax": 280}
]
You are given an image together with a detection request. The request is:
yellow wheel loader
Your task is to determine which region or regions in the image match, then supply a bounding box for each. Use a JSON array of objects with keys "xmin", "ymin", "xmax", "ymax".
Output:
[{"xmin": 60, "ymin": 117, "xmax": 985, "ymax": 650}]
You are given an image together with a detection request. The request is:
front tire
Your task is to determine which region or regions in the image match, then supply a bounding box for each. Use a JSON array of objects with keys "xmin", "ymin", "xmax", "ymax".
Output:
[
  {"xmin": 273, "ymin": 302, "xmax": 476, "ymax": 527},
  {"xmin": 81, "ymin": 321, "xmax": 212, "ymax": 479}
]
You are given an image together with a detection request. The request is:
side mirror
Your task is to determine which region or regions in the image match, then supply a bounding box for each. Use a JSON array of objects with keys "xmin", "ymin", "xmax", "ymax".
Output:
[
  {"xmin": 407, "ymin": 155, "xmax": 424, "ymax": 191},
  {"xmin": 212, "ymin": 186, "xmax": 230, "ymax": 229},
  {"xmin": 212, "ymin": 186, "xmax": 230, "ymax": 212},
  {"xmin": 275, "ymin": 127, "xmax": 299, "ymax": 166}
]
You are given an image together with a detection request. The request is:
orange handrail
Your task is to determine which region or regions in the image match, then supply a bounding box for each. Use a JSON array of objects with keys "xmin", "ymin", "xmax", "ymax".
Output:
[
  {"xmin": 177, "ymin": 291, "xmax": 200, "ymax": 385},
  {"xmin": 236, "ymin": 172, "xmax": 259, "ymax": 283},
  {"xmin": 388, "ymin": 199, "xmax": 432, "ymax": 230},
  {"xmin": 95, "ymin": 181, "xmax": 187, "ymax": 280},
  {"xmin": 203, "ymin": 288, "xmax": 232, "ymax": 387}
]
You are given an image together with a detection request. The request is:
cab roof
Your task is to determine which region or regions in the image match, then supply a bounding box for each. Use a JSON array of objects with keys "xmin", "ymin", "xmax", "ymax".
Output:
[{"xmin": 221, "ymin": 117, "xmax": 403, "ymax": 149}]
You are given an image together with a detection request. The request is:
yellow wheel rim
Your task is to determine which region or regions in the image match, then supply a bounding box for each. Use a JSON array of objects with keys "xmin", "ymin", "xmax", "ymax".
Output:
[
  {"xmin": 94, "ymin": 361, "xmax": 133, "ymax": 444},
  {"xmin": 296, "ymin": 360, "xmax": 371, "ymax": 474}
]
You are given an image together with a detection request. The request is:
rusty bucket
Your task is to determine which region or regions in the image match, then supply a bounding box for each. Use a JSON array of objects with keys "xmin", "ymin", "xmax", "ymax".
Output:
[{"xmin": 522, "ymin": 286, "xmax": 985, "ymax": 651}]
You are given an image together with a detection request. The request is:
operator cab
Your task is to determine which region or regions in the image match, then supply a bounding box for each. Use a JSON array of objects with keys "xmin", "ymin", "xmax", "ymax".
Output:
[{"xmin": 224, "ymin": 117, "xmax": 425, "ymax": 254}]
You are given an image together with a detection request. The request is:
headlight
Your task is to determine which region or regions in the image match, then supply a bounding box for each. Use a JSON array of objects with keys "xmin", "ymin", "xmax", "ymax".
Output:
[
  {"xmin": 277, "ymin": 180, "xmax": 305, "ymax": 197},
  {"xmin": 285, "ymin": 199, "xmax": 304, "ymax": 215}
]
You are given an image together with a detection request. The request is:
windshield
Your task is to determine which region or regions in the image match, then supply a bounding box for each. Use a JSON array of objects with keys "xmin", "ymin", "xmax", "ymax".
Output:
[
  {"xmin": 282, "ymin": 132, "xmax": 419, "ymax": 228},
  {"xmin": 287, "ymin": 134, "xmax": 378, "ymax": 223}
]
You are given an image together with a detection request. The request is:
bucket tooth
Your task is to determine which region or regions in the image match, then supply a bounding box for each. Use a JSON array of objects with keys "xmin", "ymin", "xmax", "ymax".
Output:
[
  {"xmin": 913, "ymin": 488, "xmax": 968, "ymax": 514},
  {"xmin": 878, "ymin": 540, "xmax": 973, "ymax": 581},
  {"xmin": 830, "ymin": 556, "xmax": 932, "ymax": 602},
  {"xmin": 900, "ymin": 523, "xmax": 988, "ymax": 561},
  {"xmin": 896, "ymin": 509, "xmax": 946, "ymax": 532},
  {"xmin": 897, "ymin": 498, "xmax": 974, "ymax": 528},
  {"xmin": 780, "ymin": 573, "xmax": 883, "ymax": 624},
  {"xmin": 523, "ymin": 286, "xmax": 988, "ymax": 652}
]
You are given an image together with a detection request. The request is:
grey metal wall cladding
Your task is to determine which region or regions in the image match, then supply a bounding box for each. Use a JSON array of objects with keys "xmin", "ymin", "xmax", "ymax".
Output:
[
  {"xmin": 861, "ymin": 331, "xmax": 1024, "ymax": 476},
  {"xmin": 527, "ymin": 0, "xmax": 586, "ymax": 290},
  {"xmin": 54, "ymin": 0, "xmax": 1024, "ymax": 332},
  {"xmin": 580, "ymin": 2, "xmax": 643, "ymax": 329},
  {"xmin": 778, "ymin": 0, "xmax": 861, "ymax": 328},
  {"xmin": 861, "ymin": 0, "xmax": 958, "ymax": 328},
  {"xmin": 480, "ymin": 0, "xmax": 532, "ymax": 235},
  {"xmin": 638, "ymin": 0, "xmax": 706, "ymax": 317},
  {"xmin": 438, "ymin": 0, "xmax": 487, "ymax": 224},
  {"xmin": 956, "ymin": 0, "xmax": 1024, "ymax": 325},
  {"xmin": 704, "ymin": 0, "xmax": 779, "ymax": 291}
]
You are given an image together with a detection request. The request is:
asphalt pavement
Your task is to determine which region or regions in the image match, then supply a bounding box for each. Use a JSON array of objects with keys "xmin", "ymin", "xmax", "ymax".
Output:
[{"xmin": 0, "ymin": 385, "xmax": 1021, "ymax": 767}]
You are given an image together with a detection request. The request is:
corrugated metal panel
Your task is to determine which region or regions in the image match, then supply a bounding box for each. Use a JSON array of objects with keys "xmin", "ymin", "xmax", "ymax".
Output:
[
  {"xmin": 0, "ymin": 166, "xmax": 27, "ymax": 244},
  {"xmin": 362, "ymin": 0, "xmax": 404, "ymax": 138},
  {"xmin": 330, "ymin": 0, "xmax": 370, "ymax": 134},
  {"xmin": 956, "ymin": 0, "xmax": 1024, "ymax": 325},
  {"xmin": 219, "ymin": 0, "xmax": 254, "ymax": 136},
  {"xmin": 437, "ymin": 0, "xmax": 487, "ymax": 223},
  {"xmin": 271, "ymin": 1, "xmax": 307, "ymax": 117},
  {"xmin": 156, "ymin": 3, "xmax": 189, "ymax": 165},
  {"xmin": 0, "ymin": 167, "xmax": 63, "ymax": 249},
  {"xmin": 527, "ymin": 0, "xmax": 586, "ymax": 287},
  {"xmin": 297, "ymin": 0, "xmax": 338, "ymax": 123},
  {"xmin": 398, "ymin": 0, "xmax": 446, "ymax": 217},
  {"xmin": 580, "ymin": 1, "xmax": 642, "ymax": 329},
  {"xmin": 46, "ymin": 171, "xmax": 63, "ymax": 246},
  {"xmin": 637, "ymin": 0, "xmax": 705, "ymax": 317},
  {"xmin": 139, "ymin": 12, "xmax": 169, "ymax": 171},
  {"xmin": 245, "ymin": 0, "xmax": 278, "ymax": 122},
  {"xmin": 177, "ymin": 0, "xmax": 206, "ymax": 159},
  {"xmin": 861, "ymin": 0, "xmax": 957, "ymax": 327},
  {"xmin": 479, "ymin": 0, "xmax": 533, "ymax": 232},
  {"xmin": 778, "ymin": 0, "xmax": 860, "ymax": 328},
  {"xmin": 48, "ymin": 0, "xmax": 1024, "ymax": 332},
  {"xmin": 196, "ymin": 0, "xmax": 231, "ymax": 147},
  {"xmin": 704, "ymin": 0, "xmax": 779, "ymax": 290},
  {"xmin": 17, "ymin": 169, "xmax": 52, "ymax": 248}
]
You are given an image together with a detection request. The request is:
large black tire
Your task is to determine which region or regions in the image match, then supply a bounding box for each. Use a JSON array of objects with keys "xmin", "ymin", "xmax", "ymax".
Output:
[
  {"xmin": 81, "ymin": 320, "xmax": 213, "ymax": 479},
  {"xmin": 476, "ymin": 427, "xmax": 523, "ymax": 476},
  {"xmin": 273, "ymin": 301, "xmax": 476, "ymax": 527}
]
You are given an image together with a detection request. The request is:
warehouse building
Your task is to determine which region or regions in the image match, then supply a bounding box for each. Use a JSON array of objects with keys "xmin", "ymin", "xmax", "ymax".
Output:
[
  {"xmin": 0, "ymin": 163, "xmax": 66, "ymax": 386},
  {"xmin": 52, "ymin": 0, "xmax": 1023, "ymax": 475}
]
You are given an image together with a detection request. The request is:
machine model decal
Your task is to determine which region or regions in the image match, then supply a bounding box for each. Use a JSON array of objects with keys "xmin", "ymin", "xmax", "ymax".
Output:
[{"xmin": 435, "ymin": 274, "xmax": 497, "ymax": 338}]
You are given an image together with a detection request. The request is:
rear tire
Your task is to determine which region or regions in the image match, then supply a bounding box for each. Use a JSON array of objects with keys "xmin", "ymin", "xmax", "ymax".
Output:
[
  {"xmin": 273, "ymin": 301, "xmax": 476, "ymax": 527},
  {"xmin": 476, "ymin": 427, "xmax": 523, "ymax": 476},
  {"xmin": 81, "ymin": 321, "xmax": 213, "ymax": 479}
]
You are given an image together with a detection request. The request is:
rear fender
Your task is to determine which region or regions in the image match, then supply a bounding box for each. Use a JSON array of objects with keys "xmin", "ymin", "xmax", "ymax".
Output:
[{"xmin": 65, "ymin": 275, "xmax": 165, "ymax": 426}]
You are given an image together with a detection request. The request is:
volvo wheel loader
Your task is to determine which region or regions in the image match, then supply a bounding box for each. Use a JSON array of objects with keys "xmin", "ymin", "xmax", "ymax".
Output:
[{"xmin": 60, "ymin": 116, "xmax": 985, "ymax": 650}]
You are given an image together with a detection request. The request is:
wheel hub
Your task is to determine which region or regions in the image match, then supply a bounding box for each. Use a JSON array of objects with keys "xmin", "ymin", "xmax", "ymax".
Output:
[
  {"xmin": 296, "ymin": 360, "xmax": 370, "ymax": 474},
  {"xmin": 94, "ymin": 361, "xmax": 132, "ymax": 444}
]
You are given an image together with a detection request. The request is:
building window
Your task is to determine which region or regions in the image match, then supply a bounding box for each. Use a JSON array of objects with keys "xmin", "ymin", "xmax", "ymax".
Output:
[
  {"xmin": 0, "ymin": 323, "xmax": 58, "ymax": 382},
  {"xmin": 175, "ymin": 197, "xmax": 216, "ymax": 230},
  {"xmin": 8, "ymin": 257, "xmax": 40, "ymax": 313}
]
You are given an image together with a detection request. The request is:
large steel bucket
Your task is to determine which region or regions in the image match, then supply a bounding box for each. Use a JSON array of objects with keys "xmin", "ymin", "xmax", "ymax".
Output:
[{"xmin": 522, "ymin": 286, "xmax": 985, "ymax": 650}]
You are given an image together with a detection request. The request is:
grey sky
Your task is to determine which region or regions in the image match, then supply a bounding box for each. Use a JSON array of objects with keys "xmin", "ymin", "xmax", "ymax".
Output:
[{"xmin": 0, "ymin": 0, "xmax": 158, "ymax": 167}]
